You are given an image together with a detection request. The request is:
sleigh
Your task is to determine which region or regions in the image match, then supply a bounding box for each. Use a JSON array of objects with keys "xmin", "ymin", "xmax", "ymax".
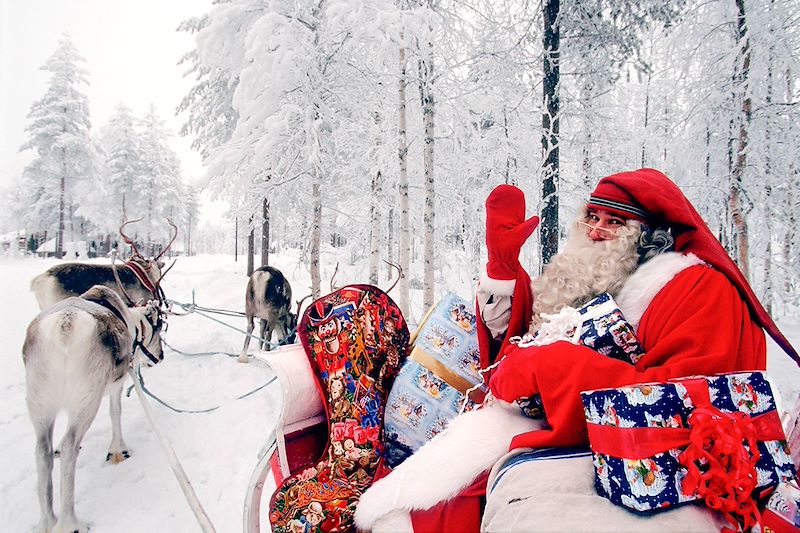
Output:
[{"xmin": 243, "ymin": 291, "xmax": 800, "ymax": 533}]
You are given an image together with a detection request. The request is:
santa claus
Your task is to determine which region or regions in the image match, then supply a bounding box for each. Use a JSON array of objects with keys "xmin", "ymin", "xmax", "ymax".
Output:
[{"xmin": 354, "ymin": 168, "xmax": 798, "ymax": 532}]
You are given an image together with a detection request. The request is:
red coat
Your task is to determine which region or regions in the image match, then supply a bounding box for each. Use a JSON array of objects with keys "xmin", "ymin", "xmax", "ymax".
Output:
[
  {"xmin": 490, "ymin": 262, "xmax": 766, "ymax": 450},
  {"xmin": 411, "ymin": 261, "xmax": 767, "ymax": 532}
]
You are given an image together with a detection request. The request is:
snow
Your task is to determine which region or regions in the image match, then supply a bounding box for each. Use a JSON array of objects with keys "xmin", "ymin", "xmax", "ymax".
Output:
[{"xmin": 1, "ymin": 251, "xmax": 800, "ymax": 532}]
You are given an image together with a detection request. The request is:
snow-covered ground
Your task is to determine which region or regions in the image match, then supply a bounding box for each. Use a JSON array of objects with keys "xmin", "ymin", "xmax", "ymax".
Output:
[{"xmin": 1, "ymin": 251, "xmax": 799, "ymax": 532}]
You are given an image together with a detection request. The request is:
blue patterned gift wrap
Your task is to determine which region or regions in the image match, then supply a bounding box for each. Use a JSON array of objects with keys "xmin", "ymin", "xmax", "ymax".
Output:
[
  {"xmin": 383, "ymin": 292, "xmax": 486, "ymax": 468},
  {"xmin": 576, "ymin": 292, "xmax": 644, "ymax": 364},
  {"xmin": 518, "ymin": 292, "xmax": 643, "ymax": 420},
  {"xmin": 580, "ymin": 372, "xmax": 795, "ymax": 513},
  {"xmin": 763, "ymin": 481, "xmax": 800, "ymax": 532}
]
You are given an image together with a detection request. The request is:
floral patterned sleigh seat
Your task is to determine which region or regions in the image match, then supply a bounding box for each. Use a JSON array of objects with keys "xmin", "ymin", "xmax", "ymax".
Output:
[{"xmin": 243, "ymin": 285, "xmax": 409, "ymax": 533}]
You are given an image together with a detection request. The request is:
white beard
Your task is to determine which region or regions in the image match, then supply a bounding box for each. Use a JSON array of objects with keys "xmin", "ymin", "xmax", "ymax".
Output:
[{"xmin": 530, "ymin": 219, "xmax": 642, "ymax": 332}]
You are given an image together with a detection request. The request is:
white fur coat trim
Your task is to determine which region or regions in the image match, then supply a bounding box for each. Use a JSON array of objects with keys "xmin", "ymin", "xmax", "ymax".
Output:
[
  {"xmin": 615, "ymin": 252, "xmax": 704, "ymax": 330},
  {"xmin": 478, "ymin": 272, "xmax": 517, "ymax": 296},
  {"xmin": 354, "ymin": 401, "xmax": 542, "ymax": 531}
]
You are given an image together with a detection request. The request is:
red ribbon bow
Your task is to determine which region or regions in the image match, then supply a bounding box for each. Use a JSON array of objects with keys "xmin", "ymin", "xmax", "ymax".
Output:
[{"xmin": 678, "ymin": 405, "xmax": 762, "ymax": 532}]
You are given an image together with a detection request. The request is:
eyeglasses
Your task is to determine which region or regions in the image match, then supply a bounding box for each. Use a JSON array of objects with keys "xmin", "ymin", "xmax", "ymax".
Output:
[{"xmin": 578, "ymin": 220, "xmax": 618, "ymax": 237}]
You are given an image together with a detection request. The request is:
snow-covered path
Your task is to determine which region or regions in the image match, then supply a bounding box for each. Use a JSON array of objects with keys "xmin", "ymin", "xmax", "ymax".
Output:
[{"xmin": 1, "ymin": 254, "xmax": 288, "ymax": 533}]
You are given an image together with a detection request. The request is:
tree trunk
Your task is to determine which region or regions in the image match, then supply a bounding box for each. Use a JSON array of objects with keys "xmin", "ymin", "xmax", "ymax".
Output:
[
  {"xmin": 502, "ymin": 107, "xmax": 516, "ymax": 185},
  {"xmin": 261, "ymin": 196, "xmax": 270, "ymax": 267},
  {"xmin": 247, "ymin": 215, "xmax": 254, "ymax": 277},
  {"xmin": 369, "ymin": 113, "xmax": 383, "ymax": 285},
  {"xmin": 310, "ymin": 177, "xmax": 322, "ymax": 299},
  {"xmin": 784, "ymin": 67, "xmax": 796, "ymax": 294},
  {"xmin": 387, "ymin": 207, "xmax": 395, "ymax": 281},
  {"xmin": 57, "ymin": 172, "xmax": 65, "ymax": 259},
  {"xmin": 419, "ymin": 34, "xmax": 436, "ymax": 310},
  {"xmin": 763, "ymin": 14, "xmax": 775, "ymax": 314},
  {"xmin": 397, "ymin": 38, "xmax": 411, "ymax": 318},
  {"xmin": 187, "ymin": 212, "xmax": 192, "ymax": 257},
  {"xmin": 541, "ymin": 0, "xmax": 560, "ymax": 267},
  {"xmin": 581, "ymin": 80, "xmax": 594, "ymax": 190},
  {"xmin": 641, "ymin": 69, "xmax": 652, "ymax": 167},
  {"xmin": 369, "ymin": 169, "xmax": 382, "ymax": 285},
  {"xmin": 730, "ymin": 0, "xmax": 751, "ymax": 278}
]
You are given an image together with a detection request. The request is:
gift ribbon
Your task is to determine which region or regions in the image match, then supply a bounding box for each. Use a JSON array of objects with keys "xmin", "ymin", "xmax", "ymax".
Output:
[
  {"xmin": 585, "ymin": 377, "xmax": 786, "ymax": 532},
  {"xmin": 410, "ymin": 347, "xmax": 487, "ymax": 404}
]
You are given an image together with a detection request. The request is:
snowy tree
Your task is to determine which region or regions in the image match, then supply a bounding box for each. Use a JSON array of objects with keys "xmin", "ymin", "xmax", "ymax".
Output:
[
  {"xmin": 177, "ymin": 3, "xmax": 249, "ymax": 164},
  {"xmin": 100, "ymin": 103, "xmax": 145, "ymax": 224},
  {"xmin": 18, "ymin": 34, "xmax": 98, "ymax": 257},
  {"xmin": 123, "ymin": 106, "xmax": 190, "ymax": 255},
  {"xmin": 173, "ymin": 0, "xmax": 800, "ymax": 313}
]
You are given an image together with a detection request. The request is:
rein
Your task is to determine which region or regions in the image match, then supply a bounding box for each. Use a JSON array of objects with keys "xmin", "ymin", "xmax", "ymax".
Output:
[
  {"xmin": 134, "ymin": 320, "xmax": 161, "ymax": 365},
  {"xmin": 127, "ymin": 364, "xmax": 217, "ymax": 532}
]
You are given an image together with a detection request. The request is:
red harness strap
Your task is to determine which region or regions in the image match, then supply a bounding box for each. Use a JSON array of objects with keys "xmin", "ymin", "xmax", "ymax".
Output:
[{"xmin": 125, "ymin": 261, "xmax": 158, "ymax": 296}]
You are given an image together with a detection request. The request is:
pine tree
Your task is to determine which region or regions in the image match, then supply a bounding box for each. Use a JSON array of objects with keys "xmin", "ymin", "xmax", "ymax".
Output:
[
  {"xmin": 103, "ymin": 103, "xmax": 145, "ymax": 223},
  {"xmin": 19, "ymin": 34, "xmax": 97, "ymax": 257}
]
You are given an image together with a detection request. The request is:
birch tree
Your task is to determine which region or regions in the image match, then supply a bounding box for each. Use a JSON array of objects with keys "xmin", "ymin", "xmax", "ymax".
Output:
[
  {"xmin": 397, "ymin": 28, "xmax": 412, "ymax": 316},
  {"xmin": 730, "ymin": 0, "xmax": 752, "ymax": 277},
  {"xmin": 417, "ymin": 2, "xmax": 437, "ymax": 309}
]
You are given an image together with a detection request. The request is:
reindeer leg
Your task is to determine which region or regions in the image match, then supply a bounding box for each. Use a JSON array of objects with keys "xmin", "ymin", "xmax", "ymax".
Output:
[
  {"xmin": 260, "ymin": 319, "xmax": 270, "ymax": 351},
  {"xmin": 276, "ymin": 320, "xmax": 288, "ymax": 347},
  {"xmin": 106, "ymin": 380, "xmax": 130, "ymax": 463},
  {"xmin": 26, "ymin": 361, "xmax": 58, "ymax": 532},
  {"xmin": 240, "ymin": 314, "xmax": 255, "ymax": 363},
  {"xmin": 54, "ymin": 396, "xmax": 101, "ymax": 533},
  {"xmin": 31, "ymin": 415, "xmax": 57, "ymax": 532}
]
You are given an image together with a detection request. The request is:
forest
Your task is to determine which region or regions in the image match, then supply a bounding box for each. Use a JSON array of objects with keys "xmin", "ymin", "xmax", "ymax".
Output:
[{"xmin": 4, "ymin": 0, "xmax": 799, "ymax": 319}]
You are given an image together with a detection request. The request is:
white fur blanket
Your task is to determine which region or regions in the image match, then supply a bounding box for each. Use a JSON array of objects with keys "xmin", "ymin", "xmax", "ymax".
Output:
[{"xmin": 355, "ymin": 401, "xmax": 542, "ymax": 530}]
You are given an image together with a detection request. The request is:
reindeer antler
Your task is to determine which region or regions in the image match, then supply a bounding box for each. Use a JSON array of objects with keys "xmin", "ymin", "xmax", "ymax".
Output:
[
  {"xmin": 383, "ymin": 260, "xmax": 403, "ymax": 293},
  {"xmin": 295, "ymin": 293, "xmax": 312, "ymax": 319},
  {"xmin": 153, "ymin": 259, "xmax": 177, "ymax": 305},
  {"xmin": 119, "ymin": 218, "xmax": 144, "ymax": 258},
  {"xmin": 110, "ymin": 251, "xmax": 137, "ymax": 306},
  {"xmin": 155, "ymin": 219, "xmax": 179, "ymax": 261},
  {"xmin": 329, "ymin": 262, "xmax": 341, "ymax": 292}
]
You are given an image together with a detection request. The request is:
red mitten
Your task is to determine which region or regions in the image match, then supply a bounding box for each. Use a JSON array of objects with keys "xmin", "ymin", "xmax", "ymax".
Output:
[{"xmin": 485, "ymin": 185, "xmax": 540, "ymax": 280}]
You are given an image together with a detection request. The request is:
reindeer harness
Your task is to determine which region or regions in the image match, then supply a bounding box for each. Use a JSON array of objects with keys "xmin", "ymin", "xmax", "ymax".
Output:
[{"xmin": 125, "ymin": 259, "xmax": 160, "ymax": 298}]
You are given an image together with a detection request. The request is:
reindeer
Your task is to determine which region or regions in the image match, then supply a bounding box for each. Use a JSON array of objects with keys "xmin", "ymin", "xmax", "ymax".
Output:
[
  {"xmin": 23, "ymin": 284, "xmax": 165, "ymax": 533},
  {"xmin": 240, "ymin": 266, "xmax": 297, "ymax": 363},
  {"xmin": 31, "ymin": 218, "xmax": 177, "ymax": 310}
]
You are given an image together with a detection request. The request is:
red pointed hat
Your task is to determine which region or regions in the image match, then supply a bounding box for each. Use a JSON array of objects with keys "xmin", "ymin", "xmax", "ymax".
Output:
[{"xmin": 589, "ymin": 168, "xmax": 798, "ymax": 364}]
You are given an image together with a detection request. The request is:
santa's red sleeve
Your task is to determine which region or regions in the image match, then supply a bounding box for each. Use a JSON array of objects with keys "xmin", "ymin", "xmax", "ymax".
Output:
[
  {"xmin": 476, "ymin": 266, "xmax": 534, "ymax": 369},
  {"xmin": 489, "ymin": 264, "xmax": 767, "ymax": 450}
]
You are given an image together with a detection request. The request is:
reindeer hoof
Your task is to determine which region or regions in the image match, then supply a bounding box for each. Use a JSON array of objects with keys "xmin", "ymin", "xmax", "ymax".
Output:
[
  {"xmin": 51, "ymin": 518, "xmax": 88, "ymax": 533},
  {"xmin": 238, "ymin": 354, "xmax": 250, "ymax": 363},
  {"xmin": 106, "ymin": 450, "xmax": 130, "ymax": 464}
]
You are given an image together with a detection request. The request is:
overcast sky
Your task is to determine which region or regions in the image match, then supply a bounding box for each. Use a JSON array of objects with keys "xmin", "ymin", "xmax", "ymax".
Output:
[{"xmin": 0, "ymin": 0, "xmax": 227, "ymax": 219}]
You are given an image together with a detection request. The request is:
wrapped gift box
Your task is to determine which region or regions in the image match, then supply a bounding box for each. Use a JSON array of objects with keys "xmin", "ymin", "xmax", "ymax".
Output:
[
  {"xmin": 580, "ymin": 372, "xmax": 795, "ymax": 514},
  {"xmin": 519, "ymin": 292, "xmax": 644, "ymax": 420},
  {"xmin": 763, "ymin": 481, "xmax": 800, "ymax": 533},
  {"xmin": 576, "ymin": 292, "xmax": 644, "ymax": 364},
  {"xmin": 383, "ymin": 292, "xmax": 486, "ymax": 467}
]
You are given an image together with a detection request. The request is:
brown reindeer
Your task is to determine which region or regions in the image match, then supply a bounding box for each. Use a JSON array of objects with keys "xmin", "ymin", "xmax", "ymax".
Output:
[
  {"xmin": 31, "ymin": 219, "xmax": 177, "ymax": 310},
  {"xmin": 240, "ymin": 266, "xmax": 297, "ymax": 362}
]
